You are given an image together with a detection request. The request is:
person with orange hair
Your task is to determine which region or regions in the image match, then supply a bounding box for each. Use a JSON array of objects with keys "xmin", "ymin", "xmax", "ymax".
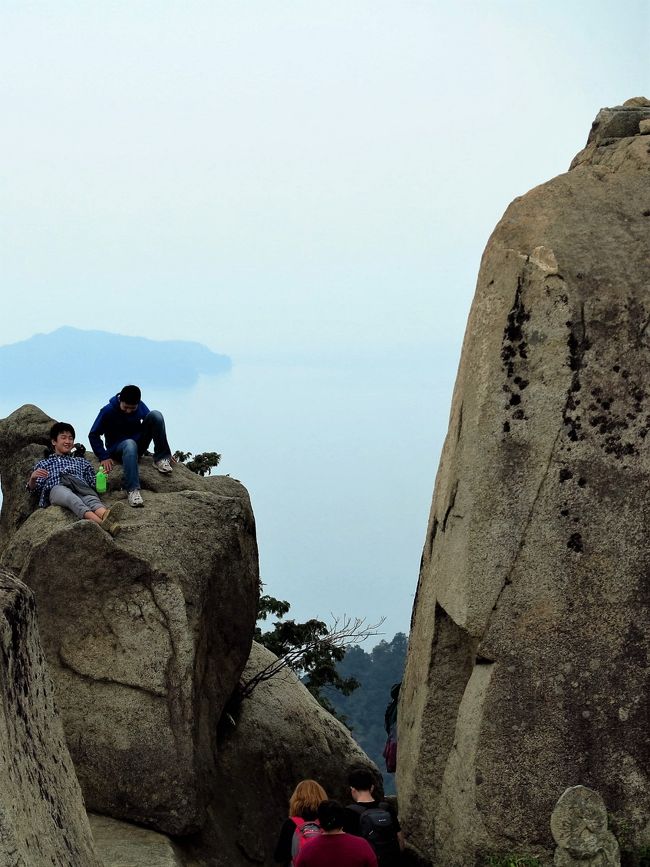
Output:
[{"xmin": 273, "ymin": 779, "xmax": 328, "ymax": 866}]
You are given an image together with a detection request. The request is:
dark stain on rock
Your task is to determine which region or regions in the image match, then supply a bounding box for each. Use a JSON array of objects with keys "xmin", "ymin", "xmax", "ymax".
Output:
[
  {"xmin": 585, "ymin": 363, "xmax": 647, "ymax": 459},
  {"xmin": 501, "ymin": 278, "xmax": 532, "ymax": 432},
  {"xmin": 501, "ymin": 277, "xmax": 531, "ymax": 377},
  {"xmin": 567, "ymin": 533, "xmax": 583, "ymax": 553},
  {"xmin": 559, "ymin": 468, "xmax": 573, "ymax": 483}
]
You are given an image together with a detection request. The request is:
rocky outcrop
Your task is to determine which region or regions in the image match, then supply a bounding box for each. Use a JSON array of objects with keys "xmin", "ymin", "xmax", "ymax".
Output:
[
  {"xmin": 0, "ymin": 405, "xmax": 260, "ymax": 836},
  {"xmin": 0, "ymin": 404, "xmax": 54, "ymax": 548},
  {"xmin": 0, "ymin": 567, "xmax": 101, "ymax": 866},
  {"xmin": 0, "ymin": 404, "xmax": 375, "ymax": 863},
  {"xmin": 399, "ymin": 101, "xmax": 650, "ymax": 864},
  {"xmin": 88, "ymin": 813, "xmax": 190, "ymax": 867},
  {"xmin": 198, "ymin": 642, "xmax": 376, "ymax": 866}
]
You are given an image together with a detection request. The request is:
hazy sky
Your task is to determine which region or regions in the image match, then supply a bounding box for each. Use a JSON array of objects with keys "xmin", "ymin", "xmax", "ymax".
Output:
[
  {"xmin": 3, "ymin": 2, "xmax": 647, "ymax": 359},
  {"xmin": 1, "ymin": 2, "xmax": 648, "ymax": 639}
]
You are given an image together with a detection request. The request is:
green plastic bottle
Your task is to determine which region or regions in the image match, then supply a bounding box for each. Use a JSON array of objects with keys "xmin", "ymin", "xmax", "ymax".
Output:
[{"xmin": 96, "ymin": 466, "xmax": 107, "ymax": 494}]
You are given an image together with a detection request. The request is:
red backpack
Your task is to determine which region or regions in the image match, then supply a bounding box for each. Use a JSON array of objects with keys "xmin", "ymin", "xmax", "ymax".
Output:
[{"xmin": 290, "ymin": 816, "xmax": 322, "ymax": 863}]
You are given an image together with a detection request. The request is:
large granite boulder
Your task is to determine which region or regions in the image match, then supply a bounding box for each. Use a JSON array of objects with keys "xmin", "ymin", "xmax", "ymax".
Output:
[
  {"xmin": 0, "ymin": 567, "xmax": 101, "ymax": 866},
  {"xmin": 0, "ymin": 404, "xmax": 260, "ymax": 836},
  {"xmin": 0, "ymin": 403, "xmax": 54, "ymax": 549},
  {"xmin": 399, "ymin": 101, "xmax": 650, "ymax": 865},
  {"xmin": 88, "ymin": 814, "xmax": 190, "ymax": 867},
  {"xmin": 195, "ymin": 642, "xmax": 376, "ymax": 866}
]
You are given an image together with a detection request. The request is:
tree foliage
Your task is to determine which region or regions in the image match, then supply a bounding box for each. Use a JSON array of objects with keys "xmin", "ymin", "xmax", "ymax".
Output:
[
  {"xmin": 326, "ymin": 632, "xmax": 408, "ymax": 792},
  {"xmin": 241, "ymin": 588, "xmax": 384, "ymax": 717},
  {"xmin": 173, "ymin": 449, "xmax": 222, "ymax": 476}
]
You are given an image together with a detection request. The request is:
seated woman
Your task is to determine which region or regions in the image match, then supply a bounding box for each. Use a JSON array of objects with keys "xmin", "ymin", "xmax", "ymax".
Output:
[{"xmin": 27, "ymin": 422, "xmax": 120, "ymax": 536}]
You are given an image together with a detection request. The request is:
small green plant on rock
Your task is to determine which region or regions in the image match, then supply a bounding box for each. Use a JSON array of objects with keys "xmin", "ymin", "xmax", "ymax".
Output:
[{"xmin": 173, "ymin": 449, "xmax": 221, "ymax": 476}]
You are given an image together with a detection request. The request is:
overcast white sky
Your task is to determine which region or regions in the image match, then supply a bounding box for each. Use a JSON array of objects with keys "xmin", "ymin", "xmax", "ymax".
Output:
[
  {"xmin": 1, "ymin": 1, "xmax": 648, "ymax": 639},
  {"xmin": 2, "ymin": 1, "xmax": 647, "ymax": 360}
]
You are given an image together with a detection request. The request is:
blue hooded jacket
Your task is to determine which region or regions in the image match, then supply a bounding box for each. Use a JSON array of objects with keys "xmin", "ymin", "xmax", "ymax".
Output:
[{"xmin": 89, "ymin": 394, "xmax": 151, "ymax": 460}]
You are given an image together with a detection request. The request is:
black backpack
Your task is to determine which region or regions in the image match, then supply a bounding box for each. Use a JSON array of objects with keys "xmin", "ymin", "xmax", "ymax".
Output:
[{"xmin": 349, "ymin": 802, "xmax": 401, "ymax": 866}]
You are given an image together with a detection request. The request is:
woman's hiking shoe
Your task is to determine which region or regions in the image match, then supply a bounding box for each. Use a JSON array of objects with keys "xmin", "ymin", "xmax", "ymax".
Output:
[
  {"xmin": 128, "ymin": 489, "xmax": 144, "ymax": 507},
  {"xmin": 154, "ymin": 458, "xmax": 173, "ymax": 474}
]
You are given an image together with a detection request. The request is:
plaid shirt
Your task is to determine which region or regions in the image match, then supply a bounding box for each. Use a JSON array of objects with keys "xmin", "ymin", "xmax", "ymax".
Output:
[{"xmin": 30, "ymin": 454, "xmax": 97, "ymax": 508}]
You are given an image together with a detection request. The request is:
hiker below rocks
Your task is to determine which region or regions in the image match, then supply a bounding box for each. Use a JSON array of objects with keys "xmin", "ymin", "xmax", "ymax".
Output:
[
  {"xmin": 89, "ymin": 384, "xmax": 174, "ymax": 508},
  {"xmin": 294, "ymin": 800, "xmax": 378, "ymax": 867},
  {"xmin": 382, "ymin": 682, "xmax": 400, "ymax": 773},
  {"xmin": 27, "ymin": 422, "xmax": 120, "ymax": 536},
  {"xmin": 274, "ymin": 779, "xmax": 328, "ymax": 866},
  {"xmin": 344, "ymin": 767, "xmax": 403, "ymax": 865}
]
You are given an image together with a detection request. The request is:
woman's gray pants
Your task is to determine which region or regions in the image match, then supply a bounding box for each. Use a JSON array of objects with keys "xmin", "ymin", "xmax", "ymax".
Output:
[{"xmin": 49, "ymin": 484, "xmax": 104, "ymax": 519}]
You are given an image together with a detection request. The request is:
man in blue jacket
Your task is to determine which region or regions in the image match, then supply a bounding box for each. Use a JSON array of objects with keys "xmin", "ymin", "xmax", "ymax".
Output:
[{"xmin": 89, "ymin": 384, "xmax": 174, "ymax": 508}]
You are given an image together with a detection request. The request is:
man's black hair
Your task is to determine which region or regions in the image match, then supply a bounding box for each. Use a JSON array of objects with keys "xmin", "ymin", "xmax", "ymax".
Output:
[
  {"xmin": 348, "ymin": 767, "xmax": 376, "ymax": 792},
  {"xmin": 317, "ymin": 799, "xmax": 346, "ymax": 832},
  {"xmin": 50, "ymin": 422, "xmax": 76, "ymax": 441},
  {"xmin": 119, "ymin": 385, "xmax": 141, "ymax": 404}
]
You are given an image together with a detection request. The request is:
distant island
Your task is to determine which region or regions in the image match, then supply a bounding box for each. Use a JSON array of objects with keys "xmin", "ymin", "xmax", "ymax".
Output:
[{"xmin": 0, "ymin": 327, "xmax": 231, "ymax": 397}]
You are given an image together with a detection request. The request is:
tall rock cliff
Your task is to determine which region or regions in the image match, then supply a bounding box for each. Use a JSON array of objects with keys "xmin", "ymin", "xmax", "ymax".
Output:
[
  {"xmin": 399, "ymin": 99, "xmax": 650, "ymax": 865},
  {"xmin": 0, "ymin": 568, "xmax": 102, "ymax": 866}
]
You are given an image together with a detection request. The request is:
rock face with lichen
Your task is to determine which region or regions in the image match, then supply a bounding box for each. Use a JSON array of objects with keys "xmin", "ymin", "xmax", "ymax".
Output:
[
  {"xmin": 0, "ymin": 404, "xmax": 260, "ymax": 836},
  {"xmin": 0, "ymin": 567, "xmax": 102, "ymax": 866},
  {"xmin": 398, "ymin": 99, "xmax": 650, "ymax": 866}
]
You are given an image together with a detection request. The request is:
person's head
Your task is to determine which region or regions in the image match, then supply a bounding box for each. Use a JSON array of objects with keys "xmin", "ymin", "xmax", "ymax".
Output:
[
  {"xmin": 118, "ymin": 385, "xmax": 141, "ymax": 414},
  {"xmin": 317, "ymin": 800, "xmax": 346, "ymax": 833},
  {"xmin": 288, "ymin": 780, "xmax": 328, "ymax": 818},
  {"xmin": 348, "ymin": 767, "xmax": 376, "ymax": 801},
  {"xmin": 50, "ymin": 422, "xmax": 75, "ymax": 455}
]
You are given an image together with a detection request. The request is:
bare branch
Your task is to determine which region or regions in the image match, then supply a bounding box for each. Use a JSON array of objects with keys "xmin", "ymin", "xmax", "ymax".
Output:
[{"xmin": 239, "ymin": 615, "xmax": 385, "ymax": 700}]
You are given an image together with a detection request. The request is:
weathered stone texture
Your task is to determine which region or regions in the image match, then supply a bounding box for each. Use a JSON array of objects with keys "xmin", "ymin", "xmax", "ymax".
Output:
[
  {"xmin": 89, "ymin": 813, "xmax": 190, "ymax": 866},
  {"xmin": 399, "ymin": 102, "xmax": 650, "ymax": 865},
  {"xmin": 551, "ymin": 786, "xmax": 620, "ymax": 866},
  {"xmin": 0, "ymin": 567, "xmax": 101, "ymax": 866},
  {"xmin": 0, "ymin": 404, "xmax": 54, "ymax": 549},
  {"xmin": 0, "ymin": 405, "xmax": 260, "ymax": 836}
]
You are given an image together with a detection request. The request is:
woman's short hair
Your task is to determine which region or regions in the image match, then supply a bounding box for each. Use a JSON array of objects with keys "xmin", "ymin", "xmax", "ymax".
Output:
[
  {"xmin": 317, "ymin": 799, "xmax": 346, "ymax": 831},
  {"xmin": 288, "ymin": 780, "xmax": 328, "ymax": 817},
  {"xmin": 50, "ymin": 422, "xmax": 75, "ymax": 441}
]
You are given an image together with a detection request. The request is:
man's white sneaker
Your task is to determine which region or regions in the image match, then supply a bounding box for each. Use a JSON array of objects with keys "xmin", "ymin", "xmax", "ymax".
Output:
[
  {"xmin": 128, "ymin": 489, "xmax": 144, "ymax": 507},
  {"xmin": 154, "ymin": 458, "xmax": 173, "ymax": 474}
]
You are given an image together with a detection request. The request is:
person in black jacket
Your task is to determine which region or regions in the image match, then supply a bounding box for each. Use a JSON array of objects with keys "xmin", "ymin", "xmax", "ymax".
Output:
[
  {"xmin": 343, "ymin": 767, "xmax": 403, "ymax": 866},
  {"xmin": 89, "ymin": 384, "xmax": 174, "ymax": 508}
]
